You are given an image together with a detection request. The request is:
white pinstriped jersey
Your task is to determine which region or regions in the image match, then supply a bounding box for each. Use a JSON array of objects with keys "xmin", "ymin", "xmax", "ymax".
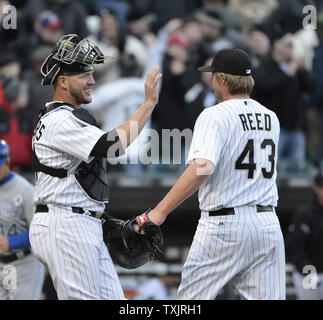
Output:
[
  {"xmin": 32, "ymin": 102, "xmax": 106, "ymax": 211},
  {"xmin": 186, "ymin": 98, "xmax": 280, "ymax": 212}
]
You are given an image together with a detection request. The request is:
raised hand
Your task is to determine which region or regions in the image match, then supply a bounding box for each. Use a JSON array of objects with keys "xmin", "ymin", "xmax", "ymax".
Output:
[{"xmin": 144, "ymin": 65, "xmax": 162, "ymax": 107}]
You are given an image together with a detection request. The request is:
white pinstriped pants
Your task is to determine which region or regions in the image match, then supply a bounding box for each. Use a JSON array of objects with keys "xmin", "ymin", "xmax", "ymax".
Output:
[
  {"xmin": 29, "ymin": 206, "xmax": 125, "ymax": 300},
  {"xmin": 177, "ymin": 206, "xmax": 286, "ymax": 300}
]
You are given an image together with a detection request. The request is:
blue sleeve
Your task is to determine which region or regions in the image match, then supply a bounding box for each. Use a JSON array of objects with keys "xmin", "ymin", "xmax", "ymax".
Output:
[{"xmin": 8, "ymin": 230, "xmax": 30, "ymax": 250}]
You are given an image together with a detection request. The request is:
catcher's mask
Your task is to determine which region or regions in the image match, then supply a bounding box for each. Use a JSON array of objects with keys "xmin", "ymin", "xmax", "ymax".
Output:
[{"xmin": 40, "ymin": 34, "xmax": 111, "ymax": 85}]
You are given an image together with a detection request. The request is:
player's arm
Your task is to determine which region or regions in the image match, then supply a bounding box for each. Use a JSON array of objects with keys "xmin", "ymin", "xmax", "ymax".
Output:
[
  {"xmin": 115, "ymin": 65, "xmax": 162, "ymax": 150},
  {"xmin": 144, "ymin": 113, "xmax": 220, "ymax": 226},
  {"xmin": 53, "ymin": 66, "xmax": 160, "ymax": 161},
  {"xmin": 146, "ymin": 159, "xmax": 213, "ymax": 226},
  {"xmin": 89, "ymin": 66, "xmax": 161, "ymax": 158},
  {"xmin": 0, "ymin": 231, "xmax": 30, "ymax": 253},
  {"xmin": 54, "ymin": 64, "xmax": 158, "ymax": 161},
  {"xmin": 0, "ymin": 182, "xmax": 35, "ymax": 253}
]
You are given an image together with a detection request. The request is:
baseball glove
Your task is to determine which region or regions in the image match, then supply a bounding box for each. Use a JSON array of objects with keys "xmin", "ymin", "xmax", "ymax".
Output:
[
  {"xmin": 122, "ymin": 209, "xmax": 164, "ymax": 257},
  {"xmin": 102, "ymin": 211, "xmax": 163, "ymax": 269}
]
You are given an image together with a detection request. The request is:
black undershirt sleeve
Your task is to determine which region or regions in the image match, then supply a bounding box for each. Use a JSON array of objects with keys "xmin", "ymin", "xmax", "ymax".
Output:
[{"xmin": 90, "ymin": 129, "xmax": 124, "ymax": 158}]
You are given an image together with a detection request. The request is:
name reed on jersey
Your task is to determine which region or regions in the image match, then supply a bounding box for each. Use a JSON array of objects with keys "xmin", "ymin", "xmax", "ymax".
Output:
[{"xmin": 239, "ymin": 112, "xmax": 271, "ymax": 131}]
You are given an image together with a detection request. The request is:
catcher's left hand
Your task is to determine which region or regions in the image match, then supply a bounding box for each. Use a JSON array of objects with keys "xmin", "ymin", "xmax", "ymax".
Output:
[
  {"xmin": 122, "ymin": 209, "xmax": 164, "ymax": 256},
  {"xmin": 102, "ymin": 211, "xmax": 163, "ymax": 269}
]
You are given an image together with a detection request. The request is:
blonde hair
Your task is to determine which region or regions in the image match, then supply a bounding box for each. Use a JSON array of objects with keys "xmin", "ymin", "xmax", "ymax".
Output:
[{"xmin": 215, "ymin": 72, "xmax": 255, "ymax": 95}]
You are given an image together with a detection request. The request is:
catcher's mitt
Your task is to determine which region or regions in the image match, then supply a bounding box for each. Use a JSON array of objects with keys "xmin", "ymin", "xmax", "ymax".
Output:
[
  {"xmin": 102, "ymin": 211, "xmax": 163, "ymax": 269},
  {"xmin": 122, "ymin": 209, "xmax": 164, "ymax": 257}
]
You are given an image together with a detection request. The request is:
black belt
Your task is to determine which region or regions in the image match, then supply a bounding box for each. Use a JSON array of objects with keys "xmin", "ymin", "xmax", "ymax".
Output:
[
  {"xmin": 36, "ymin": 204, "xmax": 102, "ymax": 219},
  {"xmin": 209, "ymin": 205, "xmax": 273, "ymax": 217},
  {"xmin": 0, "ymin": 248, "xmax": 31, "ymax": 264}
]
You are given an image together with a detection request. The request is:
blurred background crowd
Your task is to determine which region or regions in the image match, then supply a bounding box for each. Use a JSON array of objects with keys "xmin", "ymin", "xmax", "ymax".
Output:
[{"xmin": 0, "ymin": 0, "xmax": 323, "ymax": 176}]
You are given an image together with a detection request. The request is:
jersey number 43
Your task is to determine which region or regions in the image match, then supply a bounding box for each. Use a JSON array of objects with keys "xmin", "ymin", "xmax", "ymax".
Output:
[{"xmin": 235, "ymin": 139, "xmax": 275, "ymax": 179}]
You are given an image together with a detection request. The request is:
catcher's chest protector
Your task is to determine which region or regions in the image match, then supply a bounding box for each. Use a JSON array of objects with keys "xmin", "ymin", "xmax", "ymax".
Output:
[
  {"xmin": 32, "ymin": 102, "xmax": 110, "ymax": 202},
  {"xmin": 74, "ymin": 157, "xmax": 110, "ymax": 202}
]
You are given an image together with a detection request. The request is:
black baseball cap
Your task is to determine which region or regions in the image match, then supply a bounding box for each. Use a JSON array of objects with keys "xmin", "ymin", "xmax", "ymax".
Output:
[{"xmin": 198, "ymin": 48, "xmax": 252, "ymax": 76}]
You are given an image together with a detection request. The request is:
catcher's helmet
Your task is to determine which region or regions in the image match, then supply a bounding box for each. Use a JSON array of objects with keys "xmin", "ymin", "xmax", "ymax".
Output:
[
  {"xmin": 0, "ymin": 140, "xmax": 10, "ymax": 166},
  {"xmin": 40, "ymin": 34, "xmax": 111, "ymax": 86}
]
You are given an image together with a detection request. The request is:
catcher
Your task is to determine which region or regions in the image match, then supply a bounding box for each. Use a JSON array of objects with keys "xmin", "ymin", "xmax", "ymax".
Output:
[{"xmin": 29, "ymin": 34, "xmax": 162, "ymax": 300}]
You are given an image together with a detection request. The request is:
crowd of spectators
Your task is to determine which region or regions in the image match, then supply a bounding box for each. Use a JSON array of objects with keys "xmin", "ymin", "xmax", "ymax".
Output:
[{"xmin": 0, "ymin": 0, "xmax": 322, "ymax": 175}]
